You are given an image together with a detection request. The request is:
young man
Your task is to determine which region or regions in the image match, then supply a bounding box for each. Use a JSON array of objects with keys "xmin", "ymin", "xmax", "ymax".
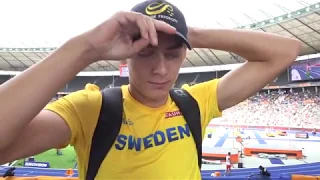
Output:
[
  {"xmin": 225, "ymin": 152, "xmax": 232, "ymax": 176},
  {"xmin": 0, "ymin": 0, "xmax": 300, "ymax": 179}
]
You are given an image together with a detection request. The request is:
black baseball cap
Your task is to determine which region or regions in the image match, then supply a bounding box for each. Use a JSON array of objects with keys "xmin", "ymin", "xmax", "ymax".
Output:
[{"xmin": 131, "ymin": 0, "xmax": 192, "ymax": 50}]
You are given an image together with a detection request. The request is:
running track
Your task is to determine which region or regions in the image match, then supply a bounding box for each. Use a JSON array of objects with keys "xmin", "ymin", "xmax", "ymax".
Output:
[{"xmin": 1, "ymin": 162, "xmax": 320, "ymax": 179}]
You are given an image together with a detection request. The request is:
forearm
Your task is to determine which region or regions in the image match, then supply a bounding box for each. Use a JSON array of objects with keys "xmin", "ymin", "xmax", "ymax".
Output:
[
  {"xmin": 189, "ymin": 28, "xmax": 300, "ymax": 62},
  {"xmin": 0, "ymin": 36, "xmax": 95, "ymax": 148}
]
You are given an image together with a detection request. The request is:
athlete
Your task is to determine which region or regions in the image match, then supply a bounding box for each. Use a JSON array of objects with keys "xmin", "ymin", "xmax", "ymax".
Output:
[
  {"xmin": 306, "ymin": 63, "xmax": 311, "ymax": 79},
  {"xmin": 2, "ymin": 167, "xmax": 15, "ymax": 178},
  {"xmin": 0, "ymin": 0, "xmax": 301, "ymax": 179},
  {"xmin": 225, "ymin": 152, "xmax": 233, "ymax": 176}
]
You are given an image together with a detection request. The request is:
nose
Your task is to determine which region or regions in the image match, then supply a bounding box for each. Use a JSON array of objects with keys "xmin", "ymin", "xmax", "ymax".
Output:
[{"xmin": 152, "ymin": 55, "xmax": 168, "ymax": 76}]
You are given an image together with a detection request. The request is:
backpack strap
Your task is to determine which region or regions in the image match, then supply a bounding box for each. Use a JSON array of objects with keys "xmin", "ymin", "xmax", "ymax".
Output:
[
  {"xmin": 169, "ymin": 88, "xmax": 202, "ymax": 169},
  {"xmin": 86, "ymin": 87, "xmax": 123, "ymax": 180}
]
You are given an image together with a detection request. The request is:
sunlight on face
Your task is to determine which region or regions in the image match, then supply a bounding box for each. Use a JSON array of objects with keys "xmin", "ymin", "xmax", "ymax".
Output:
[{"xmin": 128, "ymin": 33, "xmax": 187, "ymax": 101}]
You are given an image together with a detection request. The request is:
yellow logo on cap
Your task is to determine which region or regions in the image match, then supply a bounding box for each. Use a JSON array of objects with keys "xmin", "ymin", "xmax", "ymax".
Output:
[{"xmin": 145, "ymin": 2, "xmax": 174, "ymax": 16}]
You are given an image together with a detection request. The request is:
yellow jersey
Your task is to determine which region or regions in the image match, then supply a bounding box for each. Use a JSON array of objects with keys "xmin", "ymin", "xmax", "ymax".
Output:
[{"xmin": 45, "ymin": 79, "xmax": 222, "ymax": 180}]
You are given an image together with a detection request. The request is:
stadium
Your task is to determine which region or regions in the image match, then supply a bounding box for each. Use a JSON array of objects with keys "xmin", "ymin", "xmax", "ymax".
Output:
[{"xmin": 1, "ymin": 0, "xmax": 320, "ymax": 179}]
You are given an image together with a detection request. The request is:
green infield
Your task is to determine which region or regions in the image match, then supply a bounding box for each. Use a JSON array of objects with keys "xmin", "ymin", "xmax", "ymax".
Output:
[{"xmin": 15, "ymin": 146, "xmax": 77, "ymax": 169}]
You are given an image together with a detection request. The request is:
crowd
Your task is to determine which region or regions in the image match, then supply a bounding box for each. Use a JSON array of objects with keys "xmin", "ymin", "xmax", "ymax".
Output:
[
  {"xmin": 50, "ymin": 82, "xmax": 320, "ymax": 129},
  {"xmin": 216, "ymin": 90, "xmax": 320, "ymax": 129}
]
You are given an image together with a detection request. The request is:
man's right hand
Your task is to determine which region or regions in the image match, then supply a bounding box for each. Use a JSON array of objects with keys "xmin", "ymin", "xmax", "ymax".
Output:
[{"xmin": 82, "ymin": 11, "xmax": 177, "ymax": 62}]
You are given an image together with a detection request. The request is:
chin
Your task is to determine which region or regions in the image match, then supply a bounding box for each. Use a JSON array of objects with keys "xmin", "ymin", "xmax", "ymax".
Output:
[{"xmin": 147, "ymin": 89, "xmax": 169, "ymax": 100}]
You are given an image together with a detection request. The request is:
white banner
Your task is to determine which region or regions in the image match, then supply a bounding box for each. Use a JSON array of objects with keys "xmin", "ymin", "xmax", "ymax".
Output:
[{"xmin": 120, "ymin": 65, "xmax": 129, "ymax": 77}]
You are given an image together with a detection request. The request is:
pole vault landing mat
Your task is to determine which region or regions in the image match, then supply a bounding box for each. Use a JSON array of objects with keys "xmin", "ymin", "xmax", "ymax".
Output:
[
  {"xmin": 243, "ymin": 144, "xmax": 303, "ymax": 159},
  {"xmin": 202, "ymin": 147, "xmax": 239, "ymax": 163}
]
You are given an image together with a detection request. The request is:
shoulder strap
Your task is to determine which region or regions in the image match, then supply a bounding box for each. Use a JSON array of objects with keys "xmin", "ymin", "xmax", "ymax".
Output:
[
  {"xmin": 86, "ymin": 87, "xmax": 123, "ymax": 180},
  {"xmin": 169, "ymin": 88, "xmax": 202, "ymax": 169}
]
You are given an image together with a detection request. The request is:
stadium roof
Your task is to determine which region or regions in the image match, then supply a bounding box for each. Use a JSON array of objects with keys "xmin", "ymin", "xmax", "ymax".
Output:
[{"xmin": 0, "ymin": 1, "xmax": 320, "ymax": 72}]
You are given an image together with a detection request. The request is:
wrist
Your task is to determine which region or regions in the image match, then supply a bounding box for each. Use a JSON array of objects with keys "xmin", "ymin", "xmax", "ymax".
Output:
[
  {"xmin": 187, "ymin": 28, "xmax": 231, "ymax": 50},
  {"xmin": 187, "ymin": 27, "xmax": 203, "ymax": 48},
  {"xmin": 66, "ymin": 34, "xmax": 101, "ymax": 66}
]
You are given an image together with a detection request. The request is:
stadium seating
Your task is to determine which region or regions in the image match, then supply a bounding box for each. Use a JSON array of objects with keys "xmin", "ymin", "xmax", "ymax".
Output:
[{"xmin": 217, "ymin": 90, "xmax": 320, "ymax": 129}]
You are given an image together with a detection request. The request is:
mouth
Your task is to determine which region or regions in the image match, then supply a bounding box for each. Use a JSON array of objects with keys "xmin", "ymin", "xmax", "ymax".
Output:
[{"xmin": 148, "ymin": 81, "xmax": 170, "ymax": 86}]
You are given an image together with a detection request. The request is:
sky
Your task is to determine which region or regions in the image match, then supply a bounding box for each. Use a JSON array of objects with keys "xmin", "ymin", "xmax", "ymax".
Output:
[{"xmin": 0, "ymin": 0, "xmax": 317, "ymax": 47}]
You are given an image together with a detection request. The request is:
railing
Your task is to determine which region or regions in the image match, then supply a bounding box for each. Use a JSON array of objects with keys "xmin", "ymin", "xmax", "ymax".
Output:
[{"xmin": 208, "ymin": 123, "xmax": 317, "ymax": 132}]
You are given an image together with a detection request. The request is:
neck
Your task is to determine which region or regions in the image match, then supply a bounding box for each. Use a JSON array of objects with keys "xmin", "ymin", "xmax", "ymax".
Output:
[{"xmin": 128, "ymin": 84, "xmax": 168, "ymax": 108}]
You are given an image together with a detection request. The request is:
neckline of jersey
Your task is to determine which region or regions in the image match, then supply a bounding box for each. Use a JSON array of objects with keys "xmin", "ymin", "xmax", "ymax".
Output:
[{"xmin": 121, "ymin": 85, "xmax": 172, "ymax": 112}]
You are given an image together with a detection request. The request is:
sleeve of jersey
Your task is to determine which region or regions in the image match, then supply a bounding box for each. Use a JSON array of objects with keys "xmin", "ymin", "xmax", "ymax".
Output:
[
  {"xmin": 183, "ymin": 79, "xmax": 222, "ymax": 128},
  {"xmin": 44, "ymin": 84, "xmax": 102, "ymax": 147}
]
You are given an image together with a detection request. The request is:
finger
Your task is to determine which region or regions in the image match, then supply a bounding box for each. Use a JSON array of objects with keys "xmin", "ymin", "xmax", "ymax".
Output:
[
  {"xmin": 136, "ymin": 18, "xmax": 149, "ymax": 40},
  {"xmin": 125, "ymin": 13, "xmax": 149, "ymax": 39},
  {"xmin": 117, "ymin": 13, "xmax": 141, "ymax": 36},
  {"xmin": 131, "ymin": 38, "xmax": 150, "ymax": 54},
  {"xmin": 146, "ymin": 18, "xmax": 158, "ymax": 46},
  {"xmin": 153, "ymin": 20, "xmax": 176, "ymax": 34}
]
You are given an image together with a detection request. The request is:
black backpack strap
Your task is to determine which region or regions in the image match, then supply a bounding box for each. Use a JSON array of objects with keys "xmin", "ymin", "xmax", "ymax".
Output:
[
  {"xmin": 169, "ymin": 88, "xmax": 202, "ymax": 169},
  {"xmin": 86, "ymin": 87, "xmax": 123, "ymax": 180}
]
